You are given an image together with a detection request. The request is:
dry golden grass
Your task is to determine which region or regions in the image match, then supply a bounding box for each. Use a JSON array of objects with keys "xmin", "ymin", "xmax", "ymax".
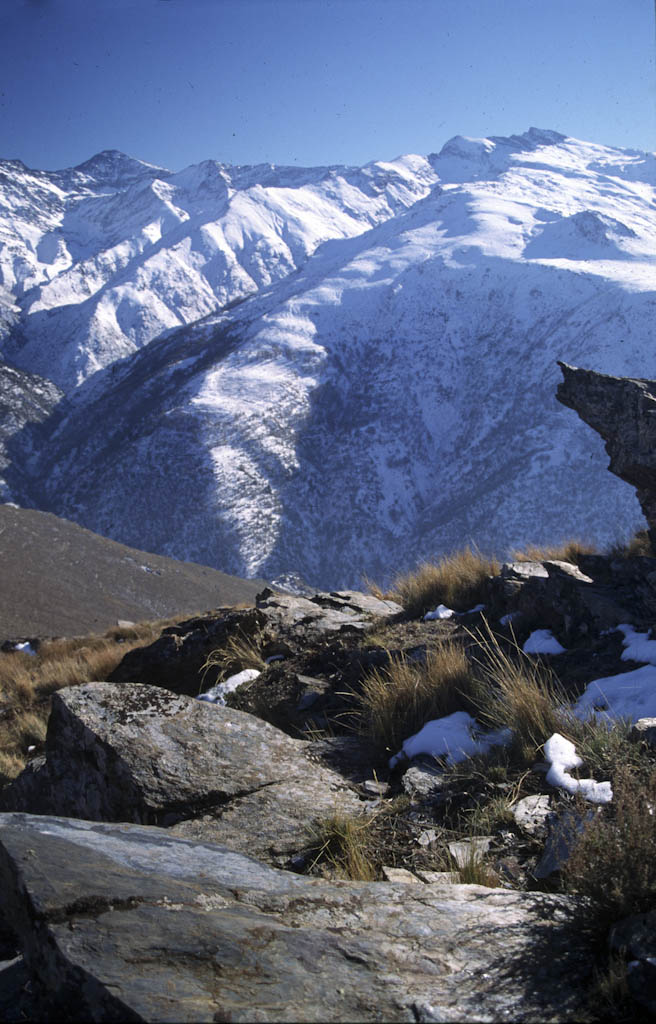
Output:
[
  {"xmin": 608, "ymin": 528, "xmax": 653, "ymax": 559},
  {"xmin": 510, "ymin": 539, "xmax": 597, "ymax": 564},
  {"xmin": 0, "ymin": 614, "xmax": 190, "ymax": 786},
  {"xmin": 390, "ymin": 547, "xmax": 500, "ymax": 618},
  {"xmin": 359, "ymin": 641, "xmax": 477, "ymax": 753},
  {"xmin": 307, "ymin": 811, "xmax": 378, "ymax": 881},
  {"xmin": 466, "ymin": 618, "xmax": 572, "ymax": 763},
  {"xmin": 199, "ymin": 629, "xmax": 266, "ymax": 691}
]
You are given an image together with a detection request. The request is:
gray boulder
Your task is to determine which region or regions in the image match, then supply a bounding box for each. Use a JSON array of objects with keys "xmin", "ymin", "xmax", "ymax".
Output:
[
  {"xmin": 0, "ymin": 813, "xmax": 594, "ymax": 1022},
  {"xmin": 0, "ymin": 682, "xmax": 363, "ymax": 866}
]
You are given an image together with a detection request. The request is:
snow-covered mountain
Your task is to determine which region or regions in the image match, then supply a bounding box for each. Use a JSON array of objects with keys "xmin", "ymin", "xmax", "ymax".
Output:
[
  {"xmin": 2, "ymin": 129, "xmax": 656, "ymax": 588},
  {"xmin": 0, "ymin": 149, "xmax": 436, "ymax": 391}
]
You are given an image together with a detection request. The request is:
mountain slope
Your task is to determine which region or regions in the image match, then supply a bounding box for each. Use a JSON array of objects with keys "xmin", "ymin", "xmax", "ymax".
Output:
[
  {"xmin": 3, "ymin": 129, "xmax": 656, "ymax": 588},
  {"xmin": 0, "ymin": 504, "xmax": 265, "ymax": 640}
]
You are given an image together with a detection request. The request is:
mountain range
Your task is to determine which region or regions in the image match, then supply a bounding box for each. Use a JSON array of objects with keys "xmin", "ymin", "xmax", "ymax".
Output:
[{"xmin": 1, "ymin": 128, "xmax": 655, "ymax": 588}]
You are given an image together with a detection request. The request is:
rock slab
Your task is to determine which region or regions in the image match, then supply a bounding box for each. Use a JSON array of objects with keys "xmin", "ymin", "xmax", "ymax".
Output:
[{"xmin": 0, "ymin": 814, "xmax": 593, "ymax": 1023}]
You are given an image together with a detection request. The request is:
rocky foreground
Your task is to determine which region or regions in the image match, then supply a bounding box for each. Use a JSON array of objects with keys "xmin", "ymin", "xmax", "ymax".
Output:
[
  {"xmin": 0, "ymin": 574, "xmax": 654, "ymax": 1022},
  {"xmin": 1, "ymin": 364, "xmax": 656, "ymax": 1020}
]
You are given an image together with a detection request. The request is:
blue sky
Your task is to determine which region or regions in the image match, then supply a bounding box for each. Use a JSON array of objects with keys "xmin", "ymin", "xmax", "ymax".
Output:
[{"xmin": 1, "ymin": 0, "xmax": 655, "ymax": 171}]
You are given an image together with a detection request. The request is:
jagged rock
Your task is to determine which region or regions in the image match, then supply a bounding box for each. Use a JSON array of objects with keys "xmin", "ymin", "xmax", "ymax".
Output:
[
  {"xmin": 109, "ymin": 606, "xmax": 265, "ymax": 695},
  {"xmin": 557, "ymin": 362, "xmax": 656, "ymax": 545},
  {"xmin": 0, "ymin": 682, "xmax": 363, "ymax": 866},
  {"xmin": 492, "ymin": 557, "xmax": 635, "ymax": 642},
  {"xmin": 109, "ymin": 589, "xmax": 401, "ymax": 698},
  {"xmin": 255, "ymin": 588, "xmax": 402, "ymax": 639},
  {"xmin": 0, "ymin": 813, "xmax": 593, "ymax": 1022}
]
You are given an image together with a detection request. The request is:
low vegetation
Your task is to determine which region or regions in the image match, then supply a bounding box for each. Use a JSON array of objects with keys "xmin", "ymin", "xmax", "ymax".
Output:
[
  {"xmin": 388, "ymin": 547, "xmax": 500, "ymax": 618},
  {"xmin": 467, "ymin": 619, "xmax": 572, "ymax": 763},
  {"xmin": 565, "ymin": 763, "xmax": 656, "ymax": 932},
  {"xmin": 199, "ymin": 628, "xmax": 266, "ymax": 692},
  {"xmin": 510, "ymin": 538, "xmax": 597, "ymax": 564},
  {"xmin": 607, "ymin": 527, "xmax": 653, "ymax": 559},
  {"xmin": 358, "ymin": 641, "xmax": 477, "ymax": 753}
]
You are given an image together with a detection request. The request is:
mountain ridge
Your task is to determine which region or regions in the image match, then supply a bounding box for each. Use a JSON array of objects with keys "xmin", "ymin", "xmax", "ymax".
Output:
[{"xmin": 1, "ymin": 129, "xmax": 655, "ymax": 587}]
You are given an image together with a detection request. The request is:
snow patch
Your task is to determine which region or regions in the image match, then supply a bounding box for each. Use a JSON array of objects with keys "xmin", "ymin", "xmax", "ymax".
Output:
[
  {"xmin": 523, "ymin": 629, "xmax": 566, "ymax": 655},
  {"xmin": 197, "ymin": 668, "xmax": 261, "ymax": 705},
  {"xmin": 389, "ymin": 711, "xmax": 510, "ymax": 769},
  {"xmin": 544, "ymin": 733, "xmax": 612, "ymax": 804}
]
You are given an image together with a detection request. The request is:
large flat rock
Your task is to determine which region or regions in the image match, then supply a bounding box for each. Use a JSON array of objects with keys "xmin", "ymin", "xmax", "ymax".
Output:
[
  {"xmin": 0, "ymin": 814, "xmax": 592, "ymax": 1023},
  {"xmin": 0, "ymin": 682, "xmax": 363, "ymax": 865}
]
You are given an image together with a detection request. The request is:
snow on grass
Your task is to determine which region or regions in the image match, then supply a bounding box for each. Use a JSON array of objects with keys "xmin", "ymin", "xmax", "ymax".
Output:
[
  {"xmin": 197, "ymin": 668, "xmax": 261, "ymax": 705},
  {"xmin": 544, "ymin": 733, "xmax": 612, "ymax": 804},
  {"xmin": 389, "ymin": 710, "xmax": 510, "ymax": 769},
  {"xmin": 424, "ymin": 604, "xmax": 455, "ymax": 621},
  {"xmin": 522, "ymin": 629, "xmax": 566, "ymax": 655}
]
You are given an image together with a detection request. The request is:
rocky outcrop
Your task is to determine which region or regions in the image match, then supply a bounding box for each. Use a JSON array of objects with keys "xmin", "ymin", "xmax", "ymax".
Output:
[
  {"xmin": 109, "ymin": 588, "xmax": 402, "ymax": 697},
  {"xmin": 557, "ymin": 361, "xmax": 656, "ymax": 543},
  {"xmin": 0, "ymin": 682, "xmax": 363, "ymax": 867},
  {"xmin": 0, "ymin": 813, "xmax": 593, "ymax": 1022}
]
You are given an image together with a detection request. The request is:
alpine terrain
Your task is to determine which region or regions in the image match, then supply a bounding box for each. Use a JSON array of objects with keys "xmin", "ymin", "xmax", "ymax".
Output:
[{"xmin": 1, "ymin": 128, "xmax": 655, "ymax": 588}]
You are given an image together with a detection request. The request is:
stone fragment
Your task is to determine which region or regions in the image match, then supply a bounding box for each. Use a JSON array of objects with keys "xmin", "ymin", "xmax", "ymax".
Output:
[
  {"xmin": 512, "ymin": 794, "xmax": 551, "ymax": 835},
  {"xmin": 362, "ymin": 779, "xmax": 390, "ymax": 797},
  {"xmin": 381, "ymin": 866, "xmax": 421, "ymax": 884},
  {"xmin": 447, "ymin": 837, "xmax": 493, "ymax": 868},
  {"xmin": 401, "ymin": 764, "xmax": 447, "ymax": 802},
  {"xmin": 0, "ymin": 813, "xmax": 594, "ymax": 1022}
]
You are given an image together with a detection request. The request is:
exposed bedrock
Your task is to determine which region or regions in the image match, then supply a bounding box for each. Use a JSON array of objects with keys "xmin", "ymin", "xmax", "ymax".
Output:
[
  {"xmin": 0, "ymin": 813, "xmax": 592, "ymax": 1023},
  {"xmin": 557, "ymin": 361, "xmax": 656, "ymax": 540}
]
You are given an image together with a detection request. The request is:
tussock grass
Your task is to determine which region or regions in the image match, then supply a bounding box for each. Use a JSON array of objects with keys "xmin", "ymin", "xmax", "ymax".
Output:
[
  {"xmin": 608, "ymin": 528, "xmax": 653, "ymax": 559},
  {"xmin": 449, "ymin": 847, "xmax": 500, "ymax": 887},
  {"xmin": 467, "ymin": 619, "xmax": 572, "ymax": 763},
  {"xmin": 0, "ymin": 615, "xmax": 190, "ymax": 786},
  {"xmin": 199, "ymin": 629, "xmax": 266, "ymax": 691},
  {"xmin": 510, "ymin": 539, "xmax": 597, "ymax": 565},
  {"xmin": 307, "ymin": 811, "xmax": 377, "ymax": 881},
  {"xmin": 359, "ymin": 641, "xmax": 476, "ymax": 753},
  {"xmin": 390, "ymin": 547, "xmax": 500, "ymax": 618}
]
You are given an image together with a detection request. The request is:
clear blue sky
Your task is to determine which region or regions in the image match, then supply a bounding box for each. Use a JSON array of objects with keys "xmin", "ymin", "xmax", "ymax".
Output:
[{"xmin": 1, "ymin": 0, "xmax": 655, "ymax": 171}]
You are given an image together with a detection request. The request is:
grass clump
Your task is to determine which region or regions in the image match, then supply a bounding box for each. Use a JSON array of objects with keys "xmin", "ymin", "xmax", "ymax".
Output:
[
  {"xmin": 306, "ymin": 811, "xmax": 377, "ymax": 881},
  {"xmin": 608, "ymin": 528, "xmax": 653, "ymax": 560},
  {"xmin": 358, "ymin": 641, "xmax": 476, "ymax": 753},
  {"xmin": 510, "ymin": 538, "xmax": 597, "ymax": 565},
  {"xmin": 467, "ymin": 619, "xmax": 571, "ymax": 764},
  {"xmin": 199, "ymin": 629, "xmax": 266, "ymax": 691},
  {"xmin": 390, "ymin": 547, "xmax": 500, "ymax": 618}
]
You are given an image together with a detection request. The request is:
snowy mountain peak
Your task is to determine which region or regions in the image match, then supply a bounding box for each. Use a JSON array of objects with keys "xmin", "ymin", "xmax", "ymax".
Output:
[{"xmin": 68, "ymin": 150, "xmax": 171, "ymax": 188}]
